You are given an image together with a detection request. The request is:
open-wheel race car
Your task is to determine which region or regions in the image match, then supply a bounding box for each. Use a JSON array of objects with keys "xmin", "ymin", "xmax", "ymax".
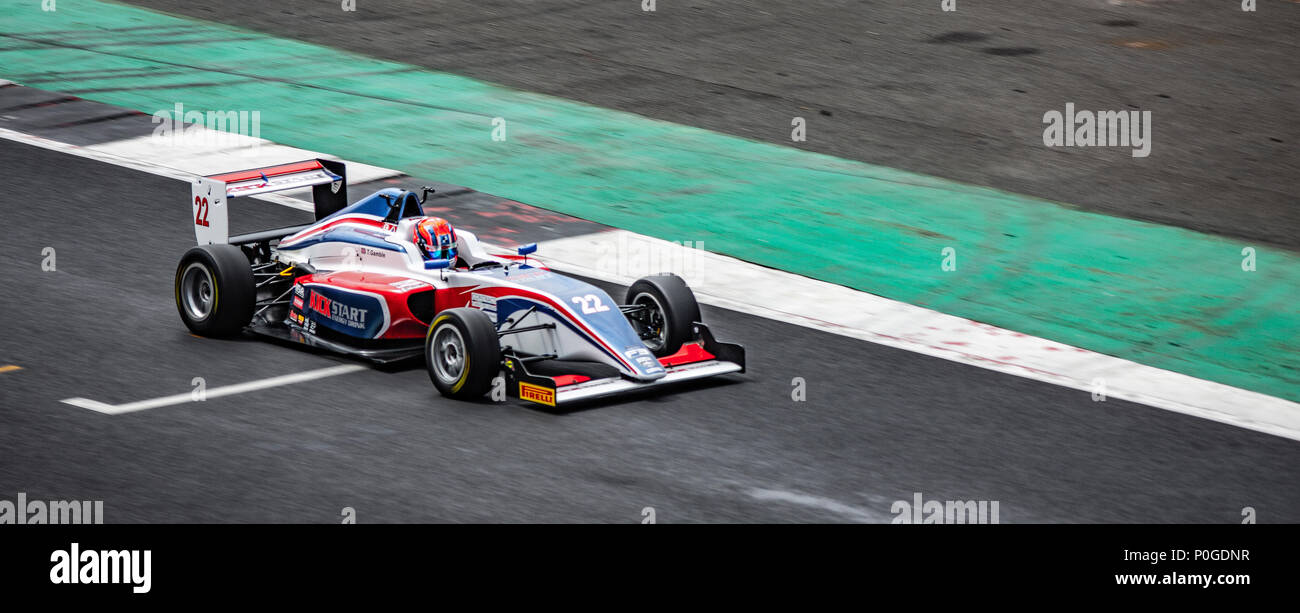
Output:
[{"xmin": 174, "ymin": 159, "xmax": 745, "ymax": 406}]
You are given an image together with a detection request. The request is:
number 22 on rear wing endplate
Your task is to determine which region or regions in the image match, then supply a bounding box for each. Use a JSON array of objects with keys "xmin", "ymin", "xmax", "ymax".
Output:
[{"xmin": 190, "ymin": 159, "xmax": 349, "ymax": 245}]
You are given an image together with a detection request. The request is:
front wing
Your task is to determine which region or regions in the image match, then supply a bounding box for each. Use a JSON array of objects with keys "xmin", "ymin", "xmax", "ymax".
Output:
[{"xmin": 503, "ymin": 322, "xmax": 745, "ymax": 406}]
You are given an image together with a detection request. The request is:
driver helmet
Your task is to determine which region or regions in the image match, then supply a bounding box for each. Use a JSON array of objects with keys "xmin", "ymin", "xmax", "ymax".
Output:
[{"xmin": 413, "ymin": 217, "xmax": 457, "ymax": 264}]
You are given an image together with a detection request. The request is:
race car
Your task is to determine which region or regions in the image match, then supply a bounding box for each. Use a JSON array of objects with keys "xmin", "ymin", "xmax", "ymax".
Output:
[{"xmin": 174, "ymin": 159, "xmax": 745, "ymax": 406}]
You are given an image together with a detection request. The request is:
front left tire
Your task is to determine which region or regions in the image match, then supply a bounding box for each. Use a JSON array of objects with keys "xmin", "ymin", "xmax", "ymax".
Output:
[{"xmin": 425, "ymin": 307, "xmax": 501, "ymax": 399}]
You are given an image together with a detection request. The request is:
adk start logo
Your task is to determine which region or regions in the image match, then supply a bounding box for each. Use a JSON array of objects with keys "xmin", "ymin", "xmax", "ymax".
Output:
[{"xmin": 310, "ymin": 290, "xmax": 368, "ymax": 329}]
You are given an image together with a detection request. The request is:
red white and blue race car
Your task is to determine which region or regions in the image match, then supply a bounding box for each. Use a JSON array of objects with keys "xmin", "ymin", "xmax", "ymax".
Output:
[{"xmin": 174, "ymin": 159, "xmax": 745, "ymax": 406}]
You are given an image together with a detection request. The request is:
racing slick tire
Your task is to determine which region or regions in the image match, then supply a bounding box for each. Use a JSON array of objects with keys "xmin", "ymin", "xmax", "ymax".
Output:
[
  {"xmin": 625, "ymin": 274, "xmax": 701, "ymax": 357},
  {"xmin": 174, "ymin": 244, "xmax": 255, "ymax": 338},
  {"xmin": 426, "ymin": 307, "xmax": 501, "ymax": 400}
]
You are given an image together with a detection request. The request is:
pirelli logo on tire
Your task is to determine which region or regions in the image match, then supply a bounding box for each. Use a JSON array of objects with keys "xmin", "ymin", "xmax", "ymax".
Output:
[{"xmin": 519, "ymin": 382, "xmax": 556, "ymax": 406}]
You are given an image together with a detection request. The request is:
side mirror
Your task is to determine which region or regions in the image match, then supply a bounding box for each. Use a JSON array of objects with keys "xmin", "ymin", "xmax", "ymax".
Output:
[
  {"xmin": 517, "ymin": 243, "xmax": 538, "ymax": 256},
  {"xmin": 380, "ymin": 192, "xmax": 404, "ymax": 223},
  {"xmin": 424, "ymin": 258, "xmax": 452, "ymax": 270}
]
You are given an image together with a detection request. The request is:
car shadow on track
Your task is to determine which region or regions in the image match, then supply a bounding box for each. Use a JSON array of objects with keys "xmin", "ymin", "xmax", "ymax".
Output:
[{"xmin": 247, "ymin": 331, "xmax": 749, "ymax": 415}]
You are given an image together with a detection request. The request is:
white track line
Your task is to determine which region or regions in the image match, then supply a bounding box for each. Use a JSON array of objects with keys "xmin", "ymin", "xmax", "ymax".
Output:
[
  {"xmin": 0, "ymin": 126, "xmax": 388, "ymax": 212},
  {"xmin": 61, "ymin": 365, "xmax": 367, "ymax": 415},
  {"xmin": 5, "ymin": 127, "xmax": 1297, "ymax": 439},
  {"xmin": 746, "ymin": 488, "xmax": 886, "ymax": 523},
  {"xmin": 90, "ymin": 128, "xmax": 400, "ymax": 184}
]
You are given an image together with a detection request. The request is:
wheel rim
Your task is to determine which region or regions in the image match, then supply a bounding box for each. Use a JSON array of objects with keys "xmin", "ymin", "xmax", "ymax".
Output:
[
  {"xmin": 632, "ymin": 292, "xmax": 667, "ymax": 352},
  {"xmin": 180, "ymin": 262, "xmax": 215, "ymax": 322},
  {"xmin": 430, "ymin": 324, "xmax": 467, "ymax": 386}
]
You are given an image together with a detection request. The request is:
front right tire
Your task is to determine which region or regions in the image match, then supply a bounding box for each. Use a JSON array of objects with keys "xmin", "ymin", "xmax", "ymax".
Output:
[{"xmin": 625, "ymin": 274, "xmax": 701, "ymax": 357}]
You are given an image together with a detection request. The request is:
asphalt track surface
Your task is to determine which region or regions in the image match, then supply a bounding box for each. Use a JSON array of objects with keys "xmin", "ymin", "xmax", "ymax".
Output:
[
  {"xmin": 125, "ymin": 0, "xmax": 1300, "ymax": 249},
  {"xmin": 2, "ymin": 139, "xmax": 1297, "ymax": 523}
]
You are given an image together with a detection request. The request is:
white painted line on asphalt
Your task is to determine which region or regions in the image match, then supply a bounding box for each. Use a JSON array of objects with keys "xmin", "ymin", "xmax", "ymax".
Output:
[
  {"xmin": 61, "ymin": 364, "xmax": 367, "ymax": 415},
  {"xmin": 746, "ymin": 488, "xmax": 885, "ymax": 523},
  {"xmin": 1, "ymin": 126, "xmax": 195, "ymax": 181},
  {"xmin": 90, "ymin": 128, "xmax": 400, "ymax": 184},
  {"xmin": 533, "ymin": 230, "xmax": 1300, "ymax": 442},
  {"xmin": 0, "ymin": 127, "xmax": 388, "ymax": 212},
  {"xmin": 6, "ymin": 126, "xmax": 1297, "ymax": 440}
]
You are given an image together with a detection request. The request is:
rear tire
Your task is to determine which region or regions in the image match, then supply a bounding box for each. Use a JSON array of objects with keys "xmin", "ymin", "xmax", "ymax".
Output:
[
  {"xmin": 625, "ymin": 274, "xmax": 701, "ymax": 357},
  {"xmin": 426, "ymin": 308, "xmax": 501, "ymax": 399},
  {"xmin": 175, "ymin": 245, "xmax": 255, "ymax": 337}
]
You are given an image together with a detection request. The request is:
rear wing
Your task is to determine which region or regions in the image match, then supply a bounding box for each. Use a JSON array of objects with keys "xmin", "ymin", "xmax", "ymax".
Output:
[{"xmin": 190, "ymin": 159, "xmax": 347, "ymax": 244}]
